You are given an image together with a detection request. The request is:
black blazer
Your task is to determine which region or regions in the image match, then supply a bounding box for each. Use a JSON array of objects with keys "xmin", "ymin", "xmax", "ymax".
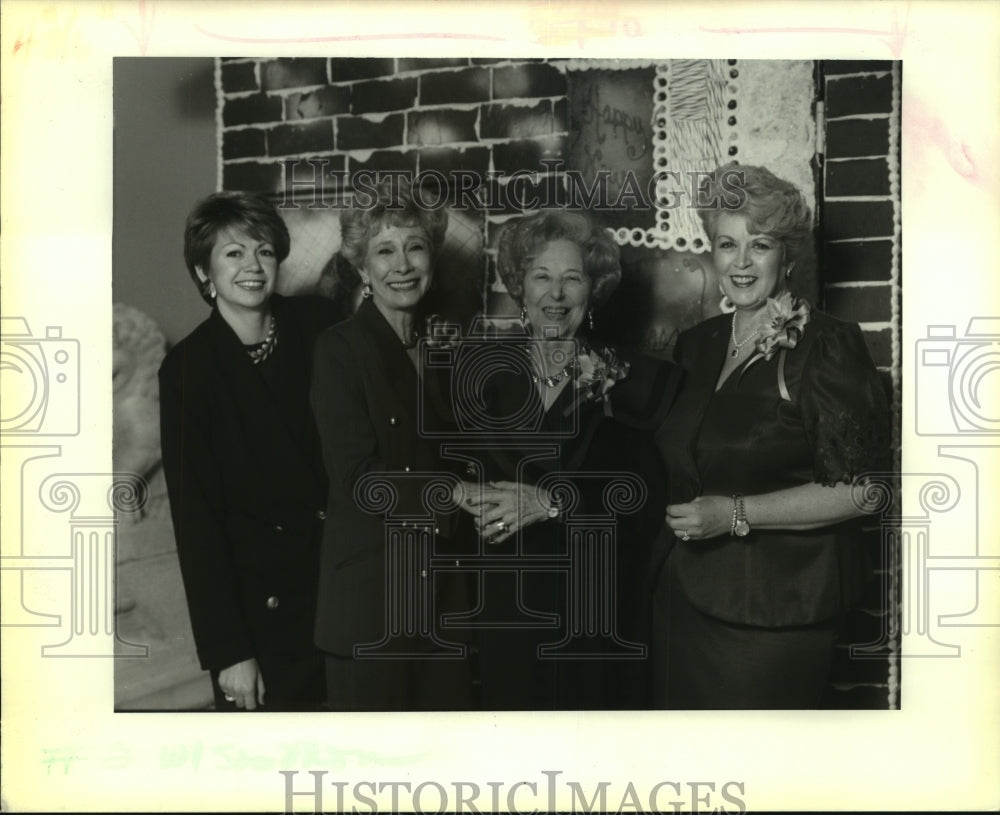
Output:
[
  {"xmin": 159, "ymin": 295, "xmax": 340, "ymax": 674},
  {"xmin": 310, "ymin": 299, "xmax": 462, "ymax": 655}
]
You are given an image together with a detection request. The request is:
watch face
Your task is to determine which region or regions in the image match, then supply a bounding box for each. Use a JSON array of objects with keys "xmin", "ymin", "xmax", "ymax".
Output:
[{"xmin": 734, "ymin": 519, "xmax": 750, "ymax": 537}]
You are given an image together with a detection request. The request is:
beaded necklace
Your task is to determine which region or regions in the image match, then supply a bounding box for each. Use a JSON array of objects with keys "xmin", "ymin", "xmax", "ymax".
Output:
[
  {"xmin": 246, "ymin": 315, "xmax": 278, "ymax": 365},
  {"xmin": 730, "ymin": 312, "xmax": 760, "ymax": 358}
]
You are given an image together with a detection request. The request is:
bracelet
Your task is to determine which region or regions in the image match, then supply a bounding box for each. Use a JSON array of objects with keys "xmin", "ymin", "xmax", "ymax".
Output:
[{"xmin": 731, "ymin": 494, "xmax": 750, "ymax": 537}]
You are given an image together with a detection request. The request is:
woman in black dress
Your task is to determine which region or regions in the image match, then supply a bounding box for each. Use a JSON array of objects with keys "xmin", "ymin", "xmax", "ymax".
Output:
[
  {"xmin": 651, "ymin": 164, "xmax": 891, "ymax": 709},
  {"xmin": 159, "ymin": 191, "xmax": 341, "ymax": 711},
  {"xmin": 455, "ymin": 209, "xmax": 671, "ymax": 709}
]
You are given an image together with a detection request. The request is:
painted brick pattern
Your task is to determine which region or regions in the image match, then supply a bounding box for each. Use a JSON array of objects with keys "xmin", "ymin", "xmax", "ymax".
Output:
[{"xmin": 819, "ymin": 60, "xmax": 900, "ymax": 710}]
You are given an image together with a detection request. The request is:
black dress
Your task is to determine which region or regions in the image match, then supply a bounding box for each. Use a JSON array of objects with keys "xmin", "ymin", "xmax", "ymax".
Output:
[
  {"xmin": 462, "ymin": 335, "xmax": 679, "ymax": 710},
  {"xmin": 652, "ymin": 309, "xmax": 890, "ymax": 709}
]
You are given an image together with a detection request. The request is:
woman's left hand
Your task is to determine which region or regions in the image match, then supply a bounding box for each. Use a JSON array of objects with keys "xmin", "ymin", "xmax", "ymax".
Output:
[
  {"xmin": 461, "ymin": 480, "xmax": 551, "ymax": 544},
  {"xmin": 665, "ymin": 496, "xmax": 733, "ymax": 541}
]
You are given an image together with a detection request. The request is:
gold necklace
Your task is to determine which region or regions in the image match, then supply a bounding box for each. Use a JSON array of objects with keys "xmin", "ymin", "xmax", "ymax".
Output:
[{"xmin": 525, "ymin": 345, "xmax": 578, "ymax": 388}]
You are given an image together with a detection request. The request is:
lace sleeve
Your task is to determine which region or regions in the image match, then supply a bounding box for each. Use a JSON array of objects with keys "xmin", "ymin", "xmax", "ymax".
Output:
[{"xmin": 799, "ymin": 320, "xmax": 892, "ymax": 486}]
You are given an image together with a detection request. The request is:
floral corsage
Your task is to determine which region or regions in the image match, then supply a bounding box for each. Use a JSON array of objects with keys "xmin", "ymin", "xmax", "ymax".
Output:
[
  {"xmin": 753, "ymin": 292, "xmax": 811, "ymax": 361},
  {"xmin": 423, "ymin": 314, "xmax": 462, "ymax": 348},
  {"xmin": 565, "ymin": 345, "xmax": 630, "ymax": 415}
]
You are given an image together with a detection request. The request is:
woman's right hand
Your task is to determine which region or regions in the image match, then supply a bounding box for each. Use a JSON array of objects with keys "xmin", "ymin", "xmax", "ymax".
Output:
[{"xmin": 218, "ymin": 658, "xmax": 265, "ymax": 710}]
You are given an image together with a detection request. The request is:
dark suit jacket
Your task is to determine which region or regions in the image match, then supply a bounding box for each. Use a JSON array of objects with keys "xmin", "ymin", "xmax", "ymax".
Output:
[
  {"xmin": 310, "ymin": 299, "xmax": 463, "ymax": 655},
  {"xmin": 159, "ymin": 295, "xmax": 340, "ymax": 676},
  {"xmin": 656, "ymin": 309, "xmax": 891, "ymax": 626}
]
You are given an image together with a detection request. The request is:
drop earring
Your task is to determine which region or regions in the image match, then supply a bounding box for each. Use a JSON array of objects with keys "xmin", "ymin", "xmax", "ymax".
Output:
[
  {"xmin": 785, "ymin": 262, "xmax": 795, "ymax": 279},
  {"xmin": 587, "ymin": 309, "xmax": 595, "ymax": 331},
  {"xmin": 362, "ymin": 281, "xmax": 373, "ymax": 299},
  {"xmin": 519, "ymin": 306, "xmax": 528, "ymax": 325},
  {"xmin": 209, "ymin": 282, "xmax": 217, "ymax": 299}
]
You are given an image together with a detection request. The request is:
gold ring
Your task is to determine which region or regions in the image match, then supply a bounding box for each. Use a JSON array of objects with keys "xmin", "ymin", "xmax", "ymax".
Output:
[{"xmin": 496, "ymin": 521, "xmax": 506, "ymax": 531}]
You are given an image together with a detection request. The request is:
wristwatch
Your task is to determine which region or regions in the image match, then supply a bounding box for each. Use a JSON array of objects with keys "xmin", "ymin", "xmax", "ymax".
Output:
[{"xmin": 731, "ymin": 494, "xmax": 750, "ymax": 537}]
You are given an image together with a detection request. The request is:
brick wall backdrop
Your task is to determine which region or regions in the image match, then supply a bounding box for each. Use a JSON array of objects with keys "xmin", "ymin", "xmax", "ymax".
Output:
[
  {"xmin": 817, "ymin": 60, "xmax": 901, "ymax": 709},
  {"xmin": 217, "ymin": 57, "xmax": 902, "ymax": 709}
]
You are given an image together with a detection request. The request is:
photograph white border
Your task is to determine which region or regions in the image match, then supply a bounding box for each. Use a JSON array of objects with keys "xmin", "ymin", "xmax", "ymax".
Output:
[{"xmin": 2, "ymin": 1, "xmax": 998, "ymax": 811}]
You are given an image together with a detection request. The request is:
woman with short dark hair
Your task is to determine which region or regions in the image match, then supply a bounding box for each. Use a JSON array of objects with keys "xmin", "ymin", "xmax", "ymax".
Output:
[{"xmin": 160, "ymin": 191, "xmax": 340, "ymax": 711}]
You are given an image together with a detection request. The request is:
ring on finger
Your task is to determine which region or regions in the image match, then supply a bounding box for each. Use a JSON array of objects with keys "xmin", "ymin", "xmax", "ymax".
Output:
[
  {"xmin": 681, "ymin": 530, "xmax": 691, "ymax": 541},
  {"xmin": 224, "ymin": 695, "xmax": 235, "ymax": 702},
  {"xmin": 496, "ymin": 520, "xmax": 506, "ymax": 531}
]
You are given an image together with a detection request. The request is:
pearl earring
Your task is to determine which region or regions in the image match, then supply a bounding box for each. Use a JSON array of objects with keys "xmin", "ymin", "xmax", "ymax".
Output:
[{"xmin": 362, "ymin": 282, "xmax": 373, "ymax": 299}]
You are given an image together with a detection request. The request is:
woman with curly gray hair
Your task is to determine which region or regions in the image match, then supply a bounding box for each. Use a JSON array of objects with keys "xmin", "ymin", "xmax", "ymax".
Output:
[
  {"xmin": 651, "ymin": 164, "xmax": 891, "ymax": 709},
  {"xmin": 453, "ymin": 208, "xmax": 674, "ymax": 709}
]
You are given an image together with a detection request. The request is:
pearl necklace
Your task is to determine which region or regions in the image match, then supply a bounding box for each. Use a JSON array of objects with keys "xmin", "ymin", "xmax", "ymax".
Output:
[
  {"xmin": 730, "ymin": 312, "xmax": 759, "ymax": 358},
  {"xmin": 246, "ymin": 315, "xmax": 278, "ymax": 365}
]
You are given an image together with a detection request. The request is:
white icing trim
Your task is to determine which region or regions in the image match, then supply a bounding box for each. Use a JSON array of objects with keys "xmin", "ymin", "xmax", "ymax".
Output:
[
  {"xmin": 887, "ymin": 60, "xmax": 902, "ymax": 712},
  {"xmin": 556, "ymin": 59, "xmax": 661, "ymax": 72},
  {"xmin": 609, "ymin": 59, "xmax": 736, "ymax": 251},
  {"xmin": 214, "ymin": 57, "xmax": 224, "ymax": 192}
]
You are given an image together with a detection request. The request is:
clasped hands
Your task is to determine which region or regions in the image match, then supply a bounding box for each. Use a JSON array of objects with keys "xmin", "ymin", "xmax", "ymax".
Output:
[
  {"xmin": 664, "ymin": 495, "xmax": 734, "ymax": 541},
  {"xmin": 454, "ymin": 480, "xmax": 553, "ymax": 545}
]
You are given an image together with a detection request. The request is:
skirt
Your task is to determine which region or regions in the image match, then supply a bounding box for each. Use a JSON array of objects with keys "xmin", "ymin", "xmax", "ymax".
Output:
[{"xmin": 652, "ymin": 555, "xmax": 838, "ymax": 709}]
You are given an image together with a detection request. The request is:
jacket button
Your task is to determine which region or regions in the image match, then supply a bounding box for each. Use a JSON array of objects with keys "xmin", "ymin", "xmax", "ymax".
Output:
[
  {"xmin": 404, "ymin": 466, "xmax": 411, "ymax": 472},
  {"xmin": 316, "ymin": 510, "xmax": 327, "ymax": 521},
  {"xmin": 454, "ymin": 560, "xmax": 460, "ymax": 567},
  {"xmin": 266, "ymin": 596, "xmax": 280, "ymax": 610},
  {"xmin": 389, "ymin": 416, "xmax": 398, "ymax": 425},
  {"xmin": 434, "ymin": 527, "xmax": 440, "ymax": 535},
  {"xmin": 420, "ymin": 570, "xmax": 428, "ymax": 579},
  {"xmin": 274, "ymin": 524, "xmax": 284, "ymax": 533}
]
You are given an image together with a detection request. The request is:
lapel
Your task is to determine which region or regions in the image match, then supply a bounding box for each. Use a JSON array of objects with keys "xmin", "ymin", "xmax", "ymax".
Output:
[
  {"xmin": 659, "ymin": 318, "xmax": 730, "ymax": 502},
  {"xmin": 355, "ymin": 299, "xmax": 421, "ymax": 424}
]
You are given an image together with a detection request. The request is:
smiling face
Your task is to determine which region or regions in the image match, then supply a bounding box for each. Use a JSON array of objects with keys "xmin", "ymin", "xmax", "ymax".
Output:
[
  {"xmin": 196, "ymin": 225, "xmax": 278, "ymax": 316},
  {"xmin": 521, "ymin": 239, "xmax": 592, "ymax": 339},
  {"xmin": 361, "ymin": 223, "xmax": 434, "ymax": 315},
  {"xmin": 712, "ymin": 212, "xmax": 787, "ymax": 311}
]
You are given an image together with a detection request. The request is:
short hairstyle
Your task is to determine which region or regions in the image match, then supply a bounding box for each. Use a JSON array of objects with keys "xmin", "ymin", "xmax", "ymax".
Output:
[
  {"xmin": 339, "ymin": 179, "xmax": 449, "ymax": 271},
  {"xmin": 697, "ymin": 163, "xmax": 813, "ymax": 268},
  {"xmin": 183, "ymin": 191, "xmax": 291, "ymax": 306},
  {"xmin": 496, "ymin": 210, "xmax": 621, "ymax": 307}
]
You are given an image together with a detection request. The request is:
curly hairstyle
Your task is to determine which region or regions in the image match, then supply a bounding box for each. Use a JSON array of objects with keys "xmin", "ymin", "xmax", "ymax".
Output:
[
  {"xmin": 496, "ymin": 210, "xmax": 621, "ymax": 307},
  {"xmin": 183, "ymin": 191, "xmax": 291, "ymax": 307},
  {"xmin": 697, "ymin": 163, "xmax": 813, "ymax": 273},
  {"xmin": 339, "ymin": 179, "xmax": 449, "ymax": 271}
]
